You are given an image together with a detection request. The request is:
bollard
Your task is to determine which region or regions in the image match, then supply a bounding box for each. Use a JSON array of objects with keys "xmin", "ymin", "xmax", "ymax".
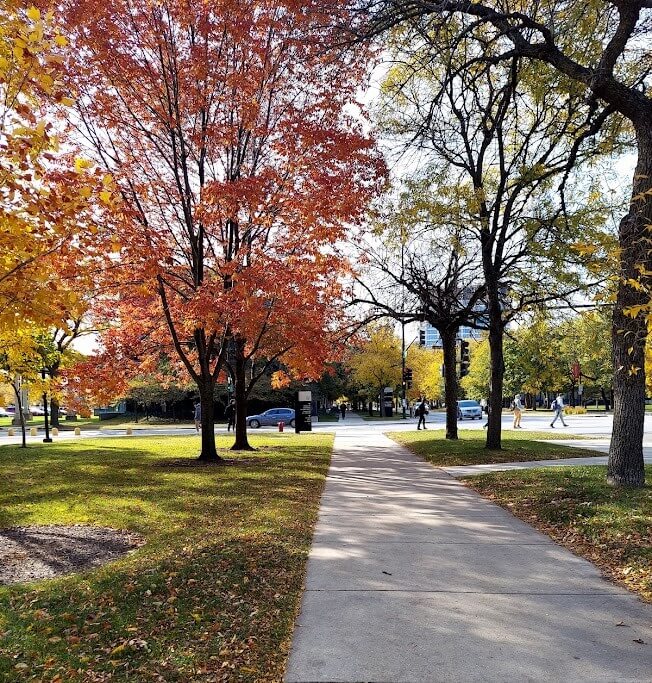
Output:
[
  {"xmin": 126, "ymin": 427, "xmax": 133, "ymax": 435},
  {"xmin": 74, "ymin": 427, "xmax": 81, "ymax": 436},
  {"xmin": 8, "ymin": 428, "xmax": 14, "ymax": 436},
  {"xmin": 278, "ymin": 421, "xmax": 284, "ymax": 432},
  {"xmin": 52, "ymin": 428, "xmax": 59, "ymax": 437},
  {"xmin": 30, "ymin": 427, "xmax": 37, "ymax": 437}
]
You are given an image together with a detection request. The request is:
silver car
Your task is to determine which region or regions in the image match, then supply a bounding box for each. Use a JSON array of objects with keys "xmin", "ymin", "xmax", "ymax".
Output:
[
  {"xmin": 457, "ymin": 400, "xmax": 482, "ymax": 420},
  {"xmin": 247, "ymin": 408, "xmax": 295, "ymax": 429}
]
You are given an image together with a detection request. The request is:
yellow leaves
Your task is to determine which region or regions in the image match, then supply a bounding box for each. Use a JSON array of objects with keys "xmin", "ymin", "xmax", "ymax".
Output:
[
  {"xmin": 79, "ymin": 186, "xmax": 92, "ymax": 198},
  {"xmin": 74, "ymin": 157, "xmax": 93, "ymax": 172},
  {"xmin": 26, "ymin": 6, "xmax": 41, "ymax": 21},
  {"xmin": 100, "ymin": 190, "xmax": 112, "ymax": 203},
  {"xmin": 12, "ymin": 45, "xmax": 24, "ymax": 60},
  {"xmin": 623, "ymin": 305, "xmax": 646, "ymax": 319},
  {"xmin": 628, "ymin": 366, "xmax": 641, "ymax": 376},
  {"xmin": 61, "ymin": 96, "xmax": 74, "ymax": 107},
  {"xmin": 572, "ymin": 242, "xmax": 598, "ymax": 257},
  {"xmin": 54, "ymin": 35, "xmax": 67, "ymax": 47}
]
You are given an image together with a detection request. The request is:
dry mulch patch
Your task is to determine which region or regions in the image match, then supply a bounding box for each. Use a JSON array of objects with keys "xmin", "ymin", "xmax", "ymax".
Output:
[{"xmin": 0, "ymin": 526, "xmax": 144, "ymax": 585}]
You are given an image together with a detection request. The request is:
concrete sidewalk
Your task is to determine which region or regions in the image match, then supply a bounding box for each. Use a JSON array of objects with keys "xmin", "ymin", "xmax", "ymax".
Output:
[{"xmin": 285, "ymin": 431, "xmax": 651, "ymax": 682}]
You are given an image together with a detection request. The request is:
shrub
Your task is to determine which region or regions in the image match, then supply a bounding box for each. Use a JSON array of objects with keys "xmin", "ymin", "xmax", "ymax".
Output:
[{"xmin": 564, "ymin": 406, "xmax": 587, "ymax": 415}]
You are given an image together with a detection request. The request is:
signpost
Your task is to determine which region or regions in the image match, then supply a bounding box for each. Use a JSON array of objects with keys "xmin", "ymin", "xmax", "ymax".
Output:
[
  {"xmin": 383, "ymin": 386, "xmax": 393, "ymax": 418},
  {"xmin": 295, "ymin": 390, "xmax": 312, "ymax": 433}
]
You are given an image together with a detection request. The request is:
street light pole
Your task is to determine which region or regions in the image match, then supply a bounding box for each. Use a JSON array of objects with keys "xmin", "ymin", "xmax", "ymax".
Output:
[
  {"xmin": 401, "ymin": 235, "xmax": 407, "ymax": 419},
  {"xmin": 41, "ymin": 368, "xmax": 52, "ymax": 443}
]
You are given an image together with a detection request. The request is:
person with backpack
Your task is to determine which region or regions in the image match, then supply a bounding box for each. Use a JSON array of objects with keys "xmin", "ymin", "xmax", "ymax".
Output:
[
  {"xmin": 550, "ymin": 393, "xmax": 568, "ymax": 428},
  {"xmin": 416, "ymin": 398, "xmax": 428, "ymax": 430}
]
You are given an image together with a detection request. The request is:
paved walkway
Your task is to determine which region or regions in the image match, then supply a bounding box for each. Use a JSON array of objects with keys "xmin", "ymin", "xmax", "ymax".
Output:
[{"xmin": 285, "ymin": 431, "xmax": 651, "ymax": 682}]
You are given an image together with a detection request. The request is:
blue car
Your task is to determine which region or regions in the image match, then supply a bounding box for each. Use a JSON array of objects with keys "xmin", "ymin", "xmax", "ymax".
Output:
[
  {"xmin": 247, "ymin": 408, "xmax": 295, "ymax": 429},
  {"xmin": 457, "ymin": 400, "xmax": 482, "ymax": 420}
]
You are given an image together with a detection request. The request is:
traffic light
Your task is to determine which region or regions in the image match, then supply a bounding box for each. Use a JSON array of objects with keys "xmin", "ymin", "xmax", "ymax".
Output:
[
  {"xmin": 460, "ymin": 339, "xmax": 470, "ymax": 377},
  {"xmin": 403, "ymin": 367, "xmax": 413, "ymax": 388},
  {"xmin": 419, "ymin": 329, "xmax": 426, "ymax": 346}
]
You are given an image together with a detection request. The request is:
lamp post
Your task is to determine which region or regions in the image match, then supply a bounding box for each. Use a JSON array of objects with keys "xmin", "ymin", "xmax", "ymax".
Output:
[
  {"xmin": 41, "ymin": 368, "xmax": 52, "ymax": 443},
  {"xmin": 401, "ymin": 231, "xmax": 407, "ymax": 419}
]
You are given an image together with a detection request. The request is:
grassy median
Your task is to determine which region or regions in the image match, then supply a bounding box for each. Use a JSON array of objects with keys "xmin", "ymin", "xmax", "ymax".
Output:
[
  {"xmin": 387, "ymin": 429, "xmax": 597, "ymax": 467},
  {"xmin": 0, "ymin": 432, "xmax": 332, "ymax": 682},
  {"xmin": 465, "ymin": 466, "xmax": 652, "ymax": 602}
]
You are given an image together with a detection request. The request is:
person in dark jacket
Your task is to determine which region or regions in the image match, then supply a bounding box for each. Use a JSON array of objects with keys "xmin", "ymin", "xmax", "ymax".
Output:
[
  {"xmin": 224, "ymin": 399, "xmax": 236, "ymax": 432},
  {"xmin": 340, "ymin": 403, "xmax": 347, "ymax": 420},
  {"xmin": 416, "ymin": 398, "xmax": 428, "ymax": 430}
]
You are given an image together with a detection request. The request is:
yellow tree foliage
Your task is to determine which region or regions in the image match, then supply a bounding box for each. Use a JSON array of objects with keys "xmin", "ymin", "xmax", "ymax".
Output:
[
  {"xmin": 0, "ymin": 3, "xmax": 107, "ymax": 333},
  {"xmin": 348, "ymin": 324, "xmax": 402, "ymax": 401},
  {"xmin": 406, "ymin": 345, "xmax": 443, "ymax": 401}
]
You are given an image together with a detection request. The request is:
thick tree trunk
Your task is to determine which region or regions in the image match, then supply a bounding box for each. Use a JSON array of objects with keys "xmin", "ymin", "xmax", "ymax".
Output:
[
  {"xmin": 608, "ymin": 128, "xmax": 651, "ymax": 487},
  {"xmin": 50, "ymin": 397, "xmax": 60, "ymax": 429},
  {"xmin": 440, "ymin": 328, "xmax": 459, "ymax": 440},
  {"xmin": 231, "ymin": 341, "xmax": 253, "ymax": 451},
  {"xmin": 197, "ymin": 381, "xmax": 221, "ymax": 462},
  {"xmin": 486, "ymin": 322, "xmax": 504, "ymax": 450},
  {"xmin": 48, "ymin": 363, "xmax": 61, "ymax": 428}
]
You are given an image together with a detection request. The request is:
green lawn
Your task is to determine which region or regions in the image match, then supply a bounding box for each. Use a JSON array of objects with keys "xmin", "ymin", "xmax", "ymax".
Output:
[
  {"xmin": 0, "ymin": 415, "xmax": 227, "ymax": 431},
  {"xmin": 0, "ymin": 432, "xmax": 332, "ymax": 681},
  {"xmin": 387, "ymin": 429, "xmax": 597, "ymax": 467},
  {"xmin": 465, "ymin": 466, "xmax": 652, "ymax": 602}
]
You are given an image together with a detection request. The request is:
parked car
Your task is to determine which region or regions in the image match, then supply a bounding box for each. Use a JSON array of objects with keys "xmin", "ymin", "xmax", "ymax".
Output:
[
  {"xmin": 0, "ymin": 407, "xmax": 10, "ymax": 417},
  {"xmin": 457, "ymin": 399, "xmax": 482, "ymax": 420},
  {"xmin": 247, "ymin": 408, "xmax": 295, "ymax": 429},
  {"xmin": 5, "ymin": 406, "xmax": 15, "ymax": 414},
  {"xmin": 29, "ymin": 405, "xmax": 45, "ymax": 416}
]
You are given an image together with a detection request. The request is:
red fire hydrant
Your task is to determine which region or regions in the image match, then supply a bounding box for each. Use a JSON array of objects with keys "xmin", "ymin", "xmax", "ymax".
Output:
[{"xmin": 278, "ymin": 421, "xmax": 284, "ymax": 432}]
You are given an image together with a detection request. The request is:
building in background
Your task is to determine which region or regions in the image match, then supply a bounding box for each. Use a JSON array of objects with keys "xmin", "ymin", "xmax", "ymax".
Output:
[{"xmin": 419, "ymin": 322, "xmax": 484, "ymax": 348}]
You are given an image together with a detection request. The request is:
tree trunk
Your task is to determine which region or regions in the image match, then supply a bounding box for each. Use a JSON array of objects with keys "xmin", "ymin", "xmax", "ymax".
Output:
[
  {"xmin": 198, "ymin": 381, "xmax": 221, "ymax": 462},
  {"xmin": 12, "ymin": 381, "xmax": 26, "ymax": 448},
  {"xmin": 486, "ymin": 314, "xmax": 504, "ymax": 450},
  {"xmin": 231, "ymin": 340, "xmax": 253, "ymax": 451},
  {"xmin": 601, "ymin": 386, "xmax": 610, "ymax": 412},
  {"xmin": 607, "ymin": 128, "xmax": 651, "ymax": 487},
  {"xmin": 50, "ymin": 396, "xmax": 60, "ymax": 429},
  {"xmin": 440, "ymin": 328, "xmax": 459, "ymax": 440},
  {"xmin": 48, "ymin": 362, "xmax": 61, "ymax": 428}
]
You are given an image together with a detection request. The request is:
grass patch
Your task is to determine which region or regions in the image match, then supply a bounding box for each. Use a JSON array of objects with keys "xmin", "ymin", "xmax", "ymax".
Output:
[
  {"xmin": 387, "ymin": 429, "xmax": 598, "ymax": 467},
  {"xmin": 464, "ymin": 466, "xmax": 652, "ymax": 602},
  {"xmin": 316, "ymin": 414, "xmax": 339, "ymax": 423},
  {"xmin": 0, "ymin": 432, "xmax": 332, "ymax": 681},
  {"xmin": 0, "ymin": 416, "xmax": 229, "ymax": 432},
  {"xmin": 358, "ymin": 414, "xmax": 403, "ymax": 421}
]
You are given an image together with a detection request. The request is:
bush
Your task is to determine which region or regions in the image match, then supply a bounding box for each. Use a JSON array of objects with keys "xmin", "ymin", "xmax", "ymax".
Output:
[{"xmin": 564, "ymin": 406, "xmax": 587, "ymax": 415}]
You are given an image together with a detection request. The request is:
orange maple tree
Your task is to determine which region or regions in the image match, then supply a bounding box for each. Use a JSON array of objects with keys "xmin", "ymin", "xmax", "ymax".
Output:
[{"xmin": 60, "ymin": 0, "xmax": 384, "ymax": 460}]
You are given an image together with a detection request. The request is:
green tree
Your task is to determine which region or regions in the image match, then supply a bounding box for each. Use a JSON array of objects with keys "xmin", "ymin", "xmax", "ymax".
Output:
[
  {"xmin": 359, "ymin": 0, "xmax": 652, "ymax": 486},
  {"xmin": 374, "ymin": 24, "xmax": 608, "ymax": 451}
]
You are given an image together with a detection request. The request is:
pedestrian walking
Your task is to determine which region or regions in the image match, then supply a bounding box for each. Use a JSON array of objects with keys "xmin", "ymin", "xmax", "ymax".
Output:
[
  {"xmin": 193, "ymin": 400, "xmax": 201, "ymax": 433},
  {"xmin": 512, "ymin": 393, "xmax": 524, "ymax": 429},
  {"xmin": 340, "ymin": 403, "xmax": 347, "ymax": 420},
  {"xmin": 550, "ymin": 393, "xmax": 568, "ymax": 428},
  {"xmin": 416, "ymin": 398, "xmax": 428, "ymax": 430},
  {"xmin": 224, "ymin": 398, "xmax": 236, "ymax": 432}
]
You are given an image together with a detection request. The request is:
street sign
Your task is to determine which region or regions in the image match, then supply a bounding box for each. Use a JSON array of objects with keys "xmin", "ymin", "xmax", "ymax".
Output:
[{"xmin": 295, "ymin": 391, "xmax": 312, "ymax": 433}]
